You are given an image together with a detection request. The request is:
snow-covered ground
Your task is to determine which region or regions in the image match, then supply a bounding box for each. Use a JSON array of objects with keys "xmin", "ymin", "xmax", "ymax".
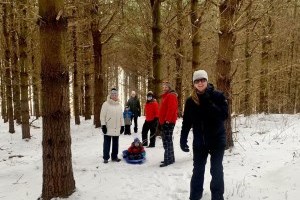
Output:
[{"xmin": 0, "ymin": 114, "xmax": 299, "ymax": 200}]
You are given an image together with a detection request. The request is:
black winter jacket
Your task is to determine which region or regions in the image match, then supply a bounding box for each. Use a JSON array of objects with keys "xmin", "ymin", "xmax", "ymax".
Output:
[
  {"xmin": 127, "ymin": 97, "xmax": 141, "ymax": 116},
  {"xmin": 180, "ymin": 84, "xmax": 228, "ymax": 149}
]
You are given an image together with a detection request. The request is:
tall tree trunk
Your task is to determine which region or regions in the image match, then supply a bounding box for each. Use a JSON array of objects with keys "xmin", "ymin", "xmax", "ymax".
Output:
[
  {"xmin": 83, "ymin": 43, "xmax": 93, "ymax": 120},
  {"xmin": 31, "ymin": 36, "xmax": 41, "ymax": 119},
  {"xmin": 287, "ymin": 0, "xmax": 298, "ymax": 113},
  {"xmin": 19, "ymin": 0, "xmax": 30, "ymax": 139},
  {"xmin": 150, "ymin": 0, "xmax": 163, "ymax": 97},
  {"xmin": 3, "ymin": 3, "xmax": 15, "ymax": 133},
  {"xmin": 11, "ymin": 3, "xmax": 21, "ymax": 124},
  {"xmin": 38, "ymin": 0, "xmax": 76, "ymax": 199},
  {"xmin": 130, "ymin": 72, "xmax": 138, "ymax": 93},
  {"xmin": 190, "ymin": 0, "xmax": 203, "ymax": 71},
  {"xmin": 259, "ymin": 5, "xmax": 273, "ymax": 114},
  {"xmin": 72, "ymin": 4, "xmax": 80, "ymax": 125},
  {"xmin": 242, "ymin": 1, "xmax": 252, "ymax": 116},
  {"xmin": 216, "ymin": 0, "xmax": 241, "ymax": 148},
  {"xmin": 175, "ymin": 0, "xmax": 184, "ymax": 117},
  {"xmin": 91, "ymin": 3, "xmax": 105, "ymax": 128},
  {"xmin": 1, "ymin": 75, "xmax": 7, "ymax": 122}
]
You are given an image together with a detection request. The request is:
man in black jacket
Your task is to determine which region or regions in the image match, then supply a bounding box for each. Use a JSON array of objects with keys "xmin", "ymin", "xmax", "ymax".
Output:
[
  {"xmin": 180, "ymin": 70, "xmax": 228, "ymax": 200},
  {"xmin": 126, "ymin": 91, "xmax": 141, "ymax": 133}
]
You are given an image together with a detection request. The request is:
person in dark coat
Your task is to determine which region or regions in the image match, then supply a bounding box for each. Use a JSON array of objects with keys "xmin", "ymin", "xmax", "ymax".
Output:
[
  {"xmin": 141, "ymin": 91, "xmax": 159, "ymax": 147},
  {"xmin": 126, "ymin": 91, "xmax": 141, "ymax": 133},
  {"xmin": 123, "ymin": 106, "xmax": 133, "ymax": 135},
  {"xmin": 180, "ymin": 70, "xmax": 228, "ymax": 200},
  {"xmin": 159, "ymin": 81, "xmax": 178, "ymax": 167}
]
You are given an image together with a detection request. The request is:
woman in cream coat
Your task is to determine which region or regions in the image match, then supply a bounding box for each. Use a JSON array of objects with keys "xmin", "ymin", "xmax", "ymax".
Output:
[{"xmin": 100, "ymin": 88, "xmax": 124, "ymax": 163}]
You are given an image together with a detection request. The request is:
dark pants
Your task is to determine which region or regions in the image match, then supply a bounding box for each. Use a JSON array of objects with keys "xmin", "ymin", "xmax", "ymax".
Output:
[
  {"xmin": 190, "ymin": 148, "xmax": 224, "ymax": 200},
  {"xmin": 124, "ymin": 125, "xmax": 131, "ymax": 135},
  {"xmin": 162, "ymin": 123, "xmax": 175, "ymax": 164},
  {"xmin": 141, "ymin": 120, "xmax": 157, "ymax": 146},
  {"xmin": 103, "ymin": 135, "xmax": 119, "ymax": 160},
  {"xmin": 131, "ymin": 116, "xmax": 138, "ymax": 133}
]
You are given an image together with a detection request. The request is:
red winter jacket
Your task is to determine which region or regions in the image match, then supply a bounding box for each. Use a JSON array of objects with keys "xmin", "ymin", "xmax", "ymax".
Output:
[
  {"xmin": 128, "ymin": 144, "xmax": 145, "ymax": 154},
  {"xmin": 144, "ymin": 99, "xmax": 159, "ymax": 122},
  {"xmin": 159, "ymin": 90, "xmax": 178, "ymax": 125}
]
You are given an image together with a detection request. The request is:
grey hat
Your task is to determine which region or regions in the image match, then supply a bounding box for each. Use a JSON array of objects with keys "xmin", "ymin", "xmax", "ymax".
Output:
[{"xmin": 193, "ymin": 70, "xmax": 208, "ymax": 82}]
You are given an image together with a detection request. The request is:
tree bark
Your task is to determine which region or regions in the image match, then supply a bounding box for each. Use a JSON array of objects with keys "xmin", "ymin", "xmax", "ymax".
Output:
[
  {"xmin": 19, "ymin": 0, "xmax": 31, "ymax": 139},
  {"xmin": 259, "ymin": 5, "xmax": 273, "ymax": 114},
  {"xmin": 175, "ymin": 0, "xmax": 184, "ymax": 117},
  {"xmin": 242, "ymin": 1, "xmax": 252, "ymax": 116},
  {"xmin": 83, "ymin": 42, "xmax": 93, "ymax": 120},
  {"xmin": 190, "ymin": 0, "xmax": 202, "ymax": 71},
  {"xmin": 150, "ymin": 0, "xmax": 163, "ymax": 97},
  {"xmin": 2, "ymin": 2, "xmax": 15, "ymax": 133},
  {"xmin": 71, "ymin": 5, "xmax": 80, "ymax": 124},
  {"xmin": 32, "ymin": 37, "xmax": 41, "ymax": 119},
  {"xmin": 1, "ymin": 75, "xmax": 7, "ymax": 122},
  {"xmin": 10, "ymin": 3, "xmax": 21, "ymax": 124},
  {"xmin": 287, "ymin": 0, "xmax": 298, "ymax": 113},
  {"xmin": 91, "ymin": 3, "xmax": 105, "ymax": 128},
  {"xmin": 216, "ymin": 0, "xmax": 241, "ymax": 148},
  {"xmin": 38, "ymin": 0, "xmax": 76, "ymax": 198}
]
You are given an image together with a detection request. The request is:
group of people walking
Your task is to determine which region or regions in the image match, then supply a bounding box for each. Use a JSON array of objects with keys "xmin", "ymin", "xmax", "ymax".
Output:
[{"xmin": 99, "ymin": 70, "xmax": 228, "ymax": 200}]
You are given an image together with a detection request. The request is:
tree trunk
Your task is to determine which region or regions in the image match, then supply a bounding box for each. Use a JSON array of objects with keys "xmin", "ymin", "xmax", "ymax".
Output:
[
  {"xmin": 216, "ymin": 0, "xmax": 241, "ymax": 148},
  {"xmin": 38, "ymin": 0, "xmax": 76, "ymax": 198},
  {"xmin": 72, "ymin": 5, "xmax": 80, "ymax": 125},
  {"xmin": 83, "ymin": 42, "xmax": 93, "ymax": 120},
  {"xmin": 2, "ymin": 3, "xmax": 15, "ymax": 133},
  {"xmin": 1, "ymin": 75, "xmax": 7, "ymax": 122},
  {"xmin": 32, "ymin": 37, "xmax": 41, "ymax": 119},
  {"xmin": 10, "ymin": 3, "xmax": 21, "ymax": 124},
  {"xmin": 150, "ymin": 0, "xmax": 163, "ymax": 97},
  {"xmin": 130, "ymin": 72, "xmax": 138, "ymax": 93},
  {"xmin": 190, "ymin": 0, "xmax": 202, "ymax": 71},
  {"xmin": 259, "ymin": 8, "xmax": 273, "ymax": 114},
  {"xmin": 242, "ymin": 1, "xmax": 252, "ymax": 116},
  {"xmin": 175, "ymin": 0, "xmax": 184, "ymax": 117},
  {"xmin": 19, "ymin": 0, "xmax": 30, "ymax": 139},
  {"xmin": 91, "ymin": 5, "xmax": 105, "ymax": 128},
  {"xmin": 92, "ymin": 32, "xmax": 104, "ymax": 128},
  {"xmin": 287, "ymin": 1, "xmax": 298, "ymax": 113}
]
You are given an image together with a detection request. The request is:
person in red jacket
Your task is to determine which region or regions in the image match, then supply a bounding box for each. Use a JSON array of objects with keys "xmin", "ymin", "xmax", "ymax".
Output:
[
  {"xmin": 159, "ymin": 81, "xmax": 178, "ymax": 167},
  {"xmin": 127, "ymin": 138, "xmax": 145, "ymax": 160},
  {"xmin": 141, "ymin": 91, "xmax": 159, "ymax": 147}
]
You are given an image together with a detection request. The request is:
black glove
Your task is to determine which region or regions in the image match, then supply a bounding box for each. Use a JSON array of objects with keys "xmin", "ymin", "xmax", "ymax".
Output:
[
  {"xmin": 120, "ymin": 126, "xmax": 124, "ymax": 134},
  {"xmin": 102, "ymin": 125, "xmax": 107, "ymax": 134},
  {"xmin": 180, "ymin": 143, "xmax": 190, "ymax": 152}
]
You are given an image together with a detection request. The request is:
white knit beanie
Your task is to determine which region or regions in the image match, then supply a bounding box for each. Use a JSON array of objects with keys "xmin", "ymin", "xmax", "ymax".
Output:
[{"xmin": 193, "ymin": 70, "xmax": 208, "ymax": 82}]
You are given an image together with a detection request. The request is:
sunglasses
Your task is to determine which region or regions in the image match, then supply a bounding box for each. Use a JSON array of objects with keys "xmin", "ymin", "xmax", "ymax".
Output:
[{"xmin": 194, "ymin": 78, "xmax": 207, "ymax": 84}]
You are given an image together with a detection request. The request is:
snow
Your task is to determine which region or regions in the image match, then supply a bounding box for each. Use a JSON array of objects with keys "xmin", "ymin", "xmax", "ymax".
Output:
[{"xmin": 0, "ymin": 114, "xmax": 300, "ymax": 200}]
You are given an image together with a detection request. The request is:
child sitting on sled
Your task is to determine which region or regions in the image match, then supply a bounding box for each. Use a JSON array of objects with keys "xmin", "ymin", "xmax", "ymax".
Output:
[{"xmin": 125, "ymin": 138, "xmax": 146, "ymax": 160}]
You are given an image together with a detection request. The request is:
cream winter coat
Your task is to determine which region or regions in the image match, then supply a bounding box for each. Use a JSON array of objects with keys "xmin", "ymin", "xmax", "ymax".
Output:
[{"xmin": 100, "ymin": 96, "xmax": 124, "ymax": 136}]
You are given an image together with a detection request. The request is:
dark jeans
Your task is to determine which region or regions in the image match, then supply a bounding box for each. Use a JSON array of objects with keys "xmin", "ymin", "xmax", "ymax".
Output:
[
  {"xmin": 103, "ymin": 135, "xmax": 119, "ymax": 160},
  {"xmin": 124, "ymin": 125, "xmax": 131, "ymax": 135},
  {"xmin": 141, "ymin": 120, "xmax": 157, "ymax": 146},
  {"xmin": 162, "ymin": 123, "xmax": 175, "ymax": 164},
  {"xmin": 131, "ymin": 116, "xmax": 138, "ymax": 133},
  {"xmin": 190, "ymin": 148, "xmax": 224, "ymax": 200}
]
